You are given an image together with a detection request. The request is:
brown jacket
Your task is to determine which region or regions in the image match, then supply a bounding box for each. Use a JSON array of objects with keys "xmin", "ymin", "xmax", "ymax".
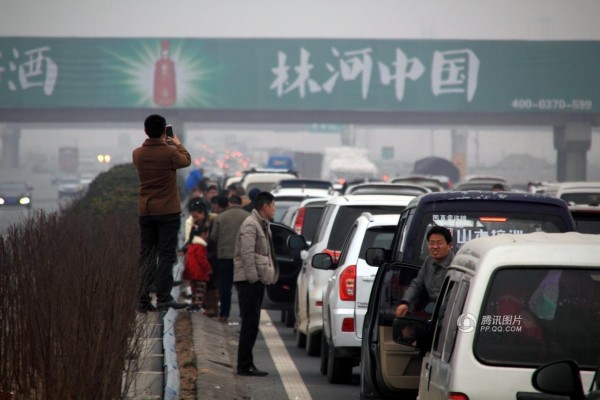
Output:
[{"xmin": 132, "ymin": 138, "xmax": 191, "ymax": 216}]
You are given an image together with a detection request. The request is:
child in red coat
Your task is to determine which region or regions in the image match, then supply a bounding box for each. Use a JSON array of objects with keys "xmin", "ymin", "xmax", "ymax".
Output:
[{"xmin": 184, "ymin": 224, "xmax": 212, "ymax": 312}]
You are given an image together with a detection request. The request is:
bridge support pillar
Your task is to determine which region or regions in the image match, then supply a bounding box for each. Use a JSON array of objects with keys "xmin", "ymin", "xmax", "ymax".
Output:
[
  {"xmin": 553, "ymin": 123, "xmax": 591, "ymax": 182},
  {"xmin": 451, "ymin": 128, "xmax": 468, "ymax": 181},
  {"xmin": 0, "ymin": 125, "xmax": 21, "ymax": 169}
]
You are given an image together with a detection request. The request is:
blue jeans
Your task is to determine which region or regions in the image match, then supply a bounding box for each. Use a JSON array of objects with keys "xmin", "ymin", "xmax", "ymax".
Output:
[
  {"xmin": 218, "ymin": 259, "xmax": 234, "ymax": 318},
  {"xmin": 138, "ymin": 213, "xmax": 181, "ymax": 304}
]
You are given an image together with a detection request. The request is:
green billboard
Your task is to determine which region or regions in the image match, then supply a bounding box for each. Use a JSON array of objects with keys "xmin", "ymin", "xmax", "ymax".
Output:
[{"xmin": 0, "ymin": 37, "xmax": 598, "ymax": 113}]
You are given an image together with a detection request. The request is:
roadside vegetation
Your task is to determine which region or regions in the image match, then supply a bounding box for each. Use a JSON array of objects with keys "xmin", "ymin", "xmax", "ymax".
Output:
[{"xmin": 0, "ymin": 164, "xmax": 143, "ymax": 399}]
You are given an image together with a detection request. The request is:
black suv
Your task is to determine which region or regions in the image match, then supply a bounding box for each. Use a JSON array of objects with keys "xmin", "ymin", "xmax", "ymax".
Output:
[{"xmin": 360, "ymin": 191, "xmax": 576, "ymax": 399}]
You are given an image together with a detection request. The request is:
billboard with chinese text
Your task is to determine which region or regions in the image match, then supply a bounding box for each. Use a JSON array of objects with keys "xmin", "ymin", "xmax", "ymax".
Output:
[{"xmin": 0, "ymin": 37, "xmax": 598, "ymax": 113}]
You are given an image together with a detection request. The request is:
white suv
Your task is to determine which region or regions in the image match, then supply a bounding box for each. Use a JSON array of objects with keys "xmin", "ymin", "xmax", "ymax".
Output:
[
  {"xmin": 294, "ymin": 195, "xmax": 414, "ymax": 356},
  {"xmin": 314, "ymin": 213, "xmax": 400, "ymax": 383}
]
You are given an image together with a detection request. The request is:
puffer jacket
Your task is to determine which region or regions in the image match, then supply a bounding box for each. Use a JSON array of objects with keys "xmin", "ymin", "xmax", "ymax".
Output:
[{"xmin": 233, "ymin": 209, "xmax": 279, "ymax": 285}]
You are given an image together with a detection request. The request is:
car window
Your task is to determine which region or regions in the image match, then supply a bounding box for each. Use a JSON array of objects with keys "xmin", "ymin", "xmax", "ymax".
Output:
[
  {"xmin": 410, "ymin": 211, "xmax": 566, "ymax": 266},
  {"xmin": 314, "ymin": 204, "xmax": 335, "ymax": 245},
  {"xmin": 326, "ymin": 205, "xmax": 405, "ymax": 250},
  {"xmin": 474, "ymin": 267, "xmax": 600, "ymax": 369},
  {"xmin": 274, "ymin": 201, "xmax": 300, "ymax": 222},
  {"xmin": 561, "ymin": 192, "xmax": 600, "ymax": 206},
  {"xmin": 337, "ymin": 224, "xmax": 358, "ymax": 266},
  {"xmin": 440, "ymin": 279, "xmax": 469, "ymax": 363},
  {"xmin": 0, "ymin": 182, "xmax": 28, "ymax": 191},
  {"xmin": 431, "ymin": 279, "xmax": 456, "ymax": 357},
  {"xmin": 359, "ymin": 226, "xmax": 396, "ymax": 258},
  {"xmin": 271, "ymin": 224, "xmax": 298, "ymax": 258},
  {"xmin": 571, "ymin": 212, "xmax": 600, "ymax": 234},
  {"xmin": 396, "ymin": 209, "xmax": 414, "ymax": 260},
  {"xmin": 301, "ymin": 207, "xmax": 325, "ymax": 242}
]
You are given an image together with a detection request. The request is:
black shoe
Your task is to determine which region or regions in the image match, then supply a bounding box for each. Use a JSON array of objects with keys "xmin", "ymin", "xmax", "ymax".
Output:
[
  {"xmin": 156, "ymin": 300, "xmax": 189, "ymax": 311},
  {"xmin": 137, "ymin": 303, "xmax": 157, "ymax": 313},
  {"xmin": 237, "ymin": 366, "xmax": 268, "ymax": 377}
]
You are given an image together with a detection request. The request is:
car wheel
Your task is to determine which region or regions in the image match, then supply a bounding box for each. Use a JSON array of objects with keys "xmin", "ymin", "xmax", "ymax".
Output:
[
  {"xmin": 306, "ymin": 330, "xmax": 321, "ymax": 357},
  {"xmin": 320, "ymin": 331, "xmax": 329, "ymax": 375},
  {"xmin": 327, "ymin": 342, "xmax": 353, "ymax": 384}
]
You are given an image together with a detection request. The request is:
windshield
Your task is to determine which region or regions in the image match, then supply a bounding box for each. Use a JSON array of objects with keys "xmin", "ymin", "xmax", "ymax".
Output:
[
  {"xmin": 0, "ymin": 183, "xmax": 28, "ymax": 191},
  {"xmin": 475, "ymin": 267, "xmax": 600, "ymax": 369},
  {"xmin": 404, "ymin": 211, "xmax": 566, "ymax": 266},
  {"xmin": 561, "ymin": 192, "xmax": 600, "ymax": 206},
  {"xmin": 327, "ymin": 205, "xmax": 405, "ymax": 250}
]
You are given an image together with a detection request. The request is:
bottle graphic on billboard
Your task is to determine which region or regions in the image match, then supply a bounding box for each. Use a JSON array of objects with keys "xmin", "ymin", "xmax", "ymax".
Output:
[{"xmin": 154, "ymin": 40, "xmax": 176, "ymax": 106}]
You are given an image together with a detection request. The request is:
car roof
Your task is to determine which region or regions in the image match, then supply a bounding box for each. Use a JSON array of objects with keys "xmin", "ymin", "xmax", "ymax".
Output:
[
  {"xmin": 272, "ymin": 188, "xmax": 333, "ymax": 198},
  {"xmin": 390, "ymin": 176, "xmax": 445, "ymax": 191},
  {"xmin": 462, "ymin": 175, "xmax": 508, "ymax": 183},
  {"xmin": 454, "ymin": 181, "xmax": 512, "ymax": 191},
  {"xmin": 544, "ymin": 181, "xmax": 600, "ymax": 193},
  {"xmin": 355, "ymin": 212, "xmax": 401, "ymax": 226},
  {"xmin": 344, "ymin": 183, "xmax": 430, "ymax": 196},
  {"xmin": 325, "ymin": 194, "xmax": 416, "ymax": 206},
  {"xmin": 405, "ymin": 190, "xmax": 567, "ymax": 209},
  {"xmin": 298, "ymin": 197, "xmax": 332, "ymax": 207},
  {"xmin": 275, "ymin": 179, "xmax": 333, "ymax": 189},
  {"xmin": 452, "ymin": 232, "xmax": 600, "ymax": 274}
]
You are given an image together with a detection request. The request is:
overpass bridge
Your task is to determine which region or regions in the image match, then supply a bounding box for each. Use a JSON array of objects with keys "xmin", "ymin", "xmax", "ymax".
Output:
[
  {"xmin": 1, "ymin": 37, "xmax": 599, "ymax": 180},
  {"xmin": 2, "ymin": 1, "xmax": 600, "ymax": 181}
]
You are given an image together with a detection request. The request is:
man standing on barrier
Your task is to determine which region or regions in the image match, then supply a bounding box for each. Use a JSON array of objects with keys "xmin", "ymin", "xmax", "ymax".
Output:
[{"xmin": 133, "ymin": 114, "xmax": 191, "ymax": 312}]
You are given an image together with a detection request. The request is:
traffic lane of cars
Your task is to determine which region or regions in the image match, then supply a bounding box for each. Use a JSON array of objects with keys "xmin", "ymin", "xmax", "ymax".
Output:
[
  {"xmin": 360, "ymin": 191, "xmax": 578, "ymax": 399},
  {"xmin": 391, "ymin": 233, "xmax": 600, "ymax": 400},
  {"xmin": 276, "ymin": 189, "xmax": 596, "ymax": 398},
  {"xmin": 294, "ymin": 195, "xmax": 415, "ymax": 358},
  {"xmin": 315, "ymin": 214, "xmax": 400, "ymax": 384},
  {"xmin": 0, "ymin": 181, "xmax": 33, "ymax": 209}
]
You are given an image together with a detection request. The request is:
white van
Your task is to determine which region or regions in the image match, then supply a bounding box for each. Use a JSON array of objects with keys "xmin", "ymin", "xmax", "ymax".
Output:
[{"xmin": 394, "ymin": 232, "xmax": 600, "ymax": 400}]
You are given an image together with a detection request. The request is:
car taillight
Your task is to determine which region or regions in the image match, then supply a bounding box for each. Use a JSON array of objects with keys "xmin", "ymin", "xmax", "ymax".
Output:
[
  {"xmin": 341, "ymin": 318, "xmax": 354, "ymax": 332},
  {"xmin": 323, "ymin": 249, "xmax": 341, "ymax": 264},
  {"xmin": 294, "ymin": 207, "xmax": 306, "ymax": 235},
  {"xmin": 448, "ymin": 393, "xmax": 469, "ymax": 400},
  {"xmin": 339, "ymin": 265, "xmax": 356, "ymax": 301}
]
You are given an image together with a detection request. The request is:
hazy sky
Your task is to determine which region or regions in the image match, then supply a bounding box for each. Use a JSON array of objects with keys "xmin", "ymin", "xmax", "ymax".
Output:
[
  {"xmin": 4, "ymin": 0, "xmax": 600, "ymax": 181},
  {"xmin": 3, "ymin": 0, "xmax": 600, "ymax": 40}
]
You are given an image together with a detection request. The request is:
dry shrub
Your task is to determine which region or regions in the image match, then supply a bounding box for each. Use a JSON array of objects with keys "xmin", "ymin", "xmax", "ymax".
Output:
[{"xmin": 0, "ymin": 164, "xmax": 144, "ymax": 399}]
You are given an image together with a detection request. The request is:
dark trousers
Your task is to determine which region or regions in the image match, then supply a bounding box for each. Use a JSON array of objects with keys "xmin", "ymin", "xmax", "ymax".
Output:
[
  {"xmin": 218, "ymin": 259, "xmax": 234, "ymax": 318},
  {"xmin": 139, "ymin": 213, "xmax": 181, "ymax": 304},
  {"xmin": 235, "ymin": 281, "xmax": 264, "ymax": 370}
]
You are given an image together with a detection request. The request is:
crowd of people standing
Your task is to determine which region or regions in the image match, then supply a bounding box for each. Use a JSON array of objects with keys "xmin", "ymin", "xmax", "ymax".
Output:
[{"xmin": 134, "ymin": 114, "xmax": 279, "ymax": 377}]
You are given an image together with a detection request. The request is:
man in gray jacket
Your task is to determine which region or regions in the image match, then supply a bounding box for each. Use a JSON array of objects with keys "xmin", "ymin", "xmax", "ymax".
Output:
[
  {"xmin": 233, "ymin": 191, "xmax": 278, "ymax": 377},
  {"xmin": 210, "ymin": 195, "xmax": 249, "ymax": 323}
]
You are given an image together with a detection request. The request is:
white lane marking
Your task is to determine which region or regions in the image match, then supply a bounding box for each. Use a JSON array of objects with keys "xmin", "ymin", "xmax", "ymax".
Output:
[{"xmin": 260, "ymin": 310, "xmax": 313, "ymax": 400}]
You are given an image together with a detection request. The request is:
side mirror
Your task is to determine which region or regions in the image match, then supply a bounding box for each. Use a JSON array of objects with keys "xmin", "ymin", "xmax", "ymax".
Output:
[
  {"xmin": 532, "ymin": 360, "xmax": 585, "ymax": 400},
  {"xmin": 365, "ymin": 247, "xmax": 386, "ymax": 267},
  {"xmin": 392, "ymin": 317, "xmax": 428, "ymax": 349},
  {"xmin": 288, "ymin": 235, "xmax": 308, "ymax": 251},
  {"xmin": 312, "ymin": 253, "xmax": 334, "ymax": 270}
]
